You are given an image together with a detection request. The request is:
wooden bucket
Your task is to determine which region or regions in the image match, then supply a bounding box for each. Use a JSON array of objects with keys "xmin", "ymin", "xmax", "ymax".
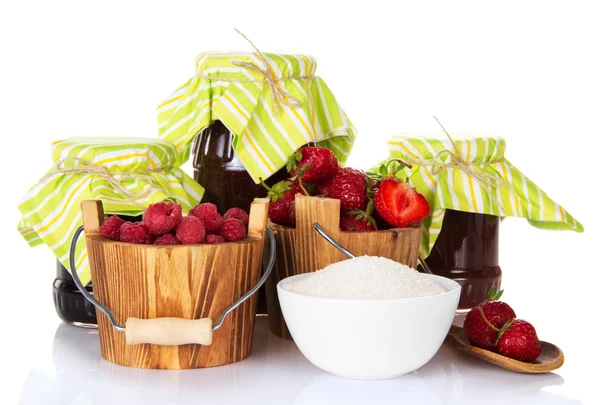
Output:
[
  {"xmin": 265, "ymin": 195, "xmax": 422, "ymax": 339},
  {"xmin": 72, "ymin": 198, "xmax": 272, "ymax": 369}
]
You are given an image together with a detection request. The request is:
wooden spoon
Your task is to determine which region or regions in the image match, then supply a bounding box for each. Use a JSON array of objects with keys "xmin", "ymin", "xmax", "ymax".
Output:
[{"xmin": 445, "ymin": 325, "xmax": 564, "ymax": 373}]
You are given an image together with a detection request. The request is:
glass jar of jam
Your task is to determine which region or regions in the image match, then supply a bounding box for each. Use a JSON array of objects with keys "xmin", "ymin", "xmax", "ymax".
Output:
[
  {"xmin": 193, "ymin": 120, "xmax": 287, "ymax": 213},
  {"xmin": 53, "ymin": 260, "xmax": 97, "ymax": 327},
  {"xmin": 52, "ymin": 214, "xmax": 142, "ymax": 327},
  {"xmin": 193, "ymin": 120, "xmax": 287, "ymax": 313},
  {"xmin": 422, "ymin": 209, "xmax": 501, "ymax": 310}
]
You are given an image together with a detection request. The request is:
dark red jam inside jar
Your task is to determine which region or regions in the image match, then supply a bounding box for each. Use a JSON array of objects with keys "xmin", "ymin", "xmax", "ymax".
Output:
[
  {"xmin": 192, "ymin": 120, "xmax": 287, "ymax": 313},
  {"xmin": 52, "ymin": 214, "xmax": 143, "ymax": 327},
  {"xmin": 422, "ymin": 209, "xmax": 502, "ymax": 310},
  {"xmin": 53, "ymin": 261, "xmax": 97, "ymax": 327},
  {"xmin": 193, "ymin": 120, "xmax": 287, "ymax": 213}
]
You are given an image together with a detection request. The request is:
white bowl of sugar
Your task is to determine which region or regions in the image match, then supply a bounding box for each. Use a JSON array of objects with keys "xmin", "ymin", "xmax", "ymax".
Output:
[{"xmin": 277, "ymin": 256, "xmax": 461, "ymax": 379}]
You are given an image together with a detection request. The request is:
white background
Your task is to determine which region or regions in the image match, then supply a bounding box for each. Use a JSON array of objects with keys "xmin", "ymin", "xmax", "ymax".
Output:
[{"xmin": 0, "ymin": 1, "xmax": 598, "ymax": 404}]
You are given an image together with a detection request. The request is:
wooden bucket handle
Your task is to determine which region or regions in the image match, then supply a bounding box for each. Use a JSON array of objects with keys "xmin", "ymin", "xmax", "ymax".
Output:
[{"xmin": 69, "ymin": 199, "xmax": 273, "ymax": 347}]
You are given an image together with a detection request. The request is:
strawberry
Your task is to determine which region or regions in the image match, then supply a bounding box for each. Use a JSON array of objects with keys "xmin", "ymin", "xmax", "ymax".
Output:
[
  {"xmin": 316, "ymin": 167, "xmax": 368, "ymax": 212},
  {"xmin": 288, "ymin": 146, "xmax": 339, "ymax": 183},
  {"xmin": 340, "ymin": 212, "xmax": 377, "ymax": 232},
  {"xmin": 373, "ymin": 178, "xmax": 430, "ymax": 227},
  {"xmin": 463, "ymin": 287, "xmax": 517, "ymax": 351},
  {"xmin": 263, "ymin": 179, "xmax": 304, "ymax": 227},
  {"xmin": 496, "ymin": 319, "xmax": 542, "ymax": 362},
  {"xmin": 340, "ymin": 200, "xmax": 377, "ymax": 232}
]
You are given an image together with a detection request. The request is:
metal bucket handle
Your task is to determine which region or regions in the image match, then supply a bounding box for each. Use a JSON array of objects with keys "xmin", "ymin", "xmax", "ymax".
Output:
[{"xmin": 69, "ymin": 225, "xmax": 276, "ymax": 346}]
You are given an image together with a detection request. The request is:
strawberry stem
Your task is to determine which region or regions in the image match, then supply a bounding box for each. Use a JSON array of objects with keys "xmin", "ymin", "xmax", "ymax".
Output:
[
  {"xmin": 478, "ymin": 307, "xmax": 501, "ymax": 333},
  {"xmin": 494, "ymin": 320, "xmax": 514, "ymax": 346},
  {"xmin": 259, "ymin": 178, "xmax": 272, "ymax": 192}
]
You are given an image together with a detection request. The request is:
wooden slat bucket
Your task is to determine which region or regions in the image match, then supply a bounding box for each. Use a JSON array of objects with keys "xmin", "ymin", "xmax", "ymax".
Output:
[
  {"xmin": 70, "ymin": 198, "xmax": 272, "ymax": 369},
  {"xmin": 265, "ymin": 195, "xmax": 421, "ymax": 339}
]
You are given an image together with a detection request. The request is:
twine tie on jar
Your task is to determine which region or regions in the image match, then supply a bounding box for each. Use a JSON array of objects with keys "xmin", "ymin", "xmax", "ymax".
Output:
[
  {"xmin": 430, "ymin": 117, "xmax": 507, "ymax": 215},
  {"xmin": 431, "ymin": 117, "xmax": 507, "ymax": 189},
  {"xmin": 38, "ymin": 157, "xmax": 171, "ymax": 208},
  {"xmin": 195, "ymin": 29, "xmax": 313, "ymax": 114}
]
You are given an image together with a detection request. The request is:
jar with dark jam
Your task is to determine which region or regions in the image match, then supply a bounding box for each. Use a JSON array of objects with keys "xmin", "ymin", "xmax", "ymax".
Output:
[
  {"xmin": 193, "ymin": 120, "xmax": 287, "ymax": 313},
  {"xmin": 52, "ymin": 213, "xmax": 142, "ymax": 327},
  {"xmin": 422, "ymin": 209, "xmax": 501, "ymax": 310},
  {"xmin": 53, "ymin": 261, "xmax": 97, "ymax": 327},
  {"xmin": 193, "ymin": 120, "xmax": 287, "ymax": 213}
]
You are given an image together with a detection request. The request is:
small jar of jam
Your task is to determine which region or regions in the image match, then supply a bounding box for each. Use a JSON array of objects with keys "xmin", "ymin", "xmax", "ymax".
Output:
[
  {"xmin": 422, "ymin": 209, "xmax": 501, "ymax": 310},
  {"xmin": 53, "ymin": 260, "xmax": 97, "ymax": 327}
]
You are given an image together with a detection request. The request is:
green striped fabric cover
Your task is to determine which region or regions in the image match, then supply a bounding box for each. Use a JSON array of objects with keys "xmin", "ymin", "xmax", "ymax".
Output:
[
  {"xmin": 382, "ymin": 133, "xmax": 583, "ymax": 258},
  {"xmin": 157, "ymin": 52, "xmax": 356, "ymax": 182},
  {"xmin": 17, "ymin": 137, "xmax": 204, "ymax": 286}
]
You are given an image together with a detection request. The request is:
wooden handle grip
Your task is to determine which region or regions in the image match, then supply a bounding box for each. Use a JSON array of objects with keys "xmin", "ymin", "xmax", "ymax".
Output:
[{"xmin": 125, "ymin": 317, "xmax": 213, "ymax": 346}]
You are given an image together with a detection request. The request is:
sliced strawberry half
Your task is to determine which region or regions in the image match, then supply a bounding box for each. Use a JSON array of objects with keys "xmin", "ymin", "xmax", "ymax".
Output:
[{"xmin": 373, "ymin": 178, "xmax": 430, "ymax": 227}]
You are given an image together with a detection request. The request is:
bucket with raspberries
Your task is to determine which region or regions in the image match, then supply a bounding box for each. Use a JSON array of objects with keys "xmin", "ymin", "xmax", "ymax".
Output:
[
  {"xmin": 263, "ymin": 148, "xmax": 427, "ymax": 339},
  {"xmin": 68, "ymin": 197, "xmax": 274, "ymax": 369}
]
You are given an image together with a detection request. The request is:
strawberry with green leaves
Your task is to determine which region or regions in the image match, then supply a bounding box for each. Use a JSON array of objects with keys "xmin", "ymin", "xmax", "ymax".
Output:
[
  {"xmin": 371, "ymin": 160, "xmax": 430, "ymax": 228},
  {"xmin": 341, "ymin": 200, "xmax": 378, "ymax": 232},
  {"xmin": 463, "ymin": 287, "xmax": 517, "ymax": 352},
  {"xmin": 262, "ymin": 179, "xmax": 304, "ymax": 227},
  {"xmin": 287, "ymin": 146, "xmax": 338, "ymax": 183}
]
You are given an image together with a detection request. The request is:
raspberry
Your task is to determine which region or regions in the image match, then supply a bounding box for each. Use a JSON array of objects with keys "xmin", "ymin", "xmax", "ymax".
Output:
[
  {"xmin": 223, "ymin": 207, "xmax": 249, "ymax": 227},
  {"xmin": 190, "ymin": 205, "xmax": 223, "ymax": 234},
  {"xmin": 100, "ymin": 216, "xmax": 125, "ymax": 241},
  {"xmin": 205, "ymin": 234, "xmax": 226, "ymax": 244},
  {"xmin": 119, "ymin": 222, "xmax": 153, "ymax": 244},
  {"xmin": 154, "ymin": 234, "xmax": 180, "ymax": 245},
  {"xmin": 175, "ymin": 216, "xmax": 206, "ymax": 244},
  {"xmin": 189, "ymin": 202, "xmax": 217, "ymax": 219},
  {"xmin": 219, "ymin": 218, "xmax": 247, "ymax": 242},
  {"xmin": 143, "ymin": 202, "xmax": 182, "ymax": 235}
]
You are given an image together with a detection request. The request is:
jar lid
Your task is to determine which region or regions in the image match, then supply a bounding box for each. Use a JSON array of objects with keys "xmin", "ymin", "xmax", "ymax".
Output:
[
  {"xmin": 157, "ymin": 51, "xmax": 356, "ymax": 183},
  {"xmin": 18, "ymin": 136, "xmax": 204, "ymax": 286},
  {"xmin": 379, "ymin": 133, "xmax": 583, "ymax": 257}
]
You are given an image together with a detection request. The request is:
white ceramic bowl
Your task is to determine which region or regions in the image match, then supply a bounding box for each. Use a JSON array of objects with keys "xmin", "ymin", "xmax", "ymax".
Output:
[{"xmin": 277, "ymin": 273, "xmax": 460, "ymax": 379}]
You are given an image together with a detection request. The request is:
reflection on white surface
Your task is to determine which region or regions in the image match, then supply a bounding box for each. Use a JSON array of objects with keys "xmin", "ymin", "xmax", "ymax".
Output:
[{"xmin": 17, "ymin": 318, "xmax": 583, "ymax": 405}]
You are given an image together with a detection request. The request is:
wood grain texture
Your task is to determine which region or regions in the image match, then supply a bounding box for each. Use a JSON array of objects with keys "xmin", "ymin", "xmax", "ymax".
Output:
[
  {"xmin": 445, "ymin": 325, "xmax": 565, "ymax": 373},
  {"xmin": 83, "ymin": 199, "xmax": 268, "ymax": 369},
  {"xmin": 266, "ymin": 195, "xmax": 421, "ymax": 339}
]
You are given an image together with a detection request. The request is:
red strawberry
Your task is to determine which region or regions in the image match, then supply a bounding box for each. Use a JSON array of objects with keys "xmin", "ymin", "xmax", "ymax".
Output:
[
  {"xmin": 316, "ymin": 167, "xmax": 367, "ymax": 212},
  {"xmin": 340, "ymin": 212, "xmax": 377, "ymax": 232},
  {"xmin": 373, "ymin": 178, "xmax": 429, "ymax": 227},
  {"xmin": 264, "ymin": 180, "xmax": 303, "ymax": 227},
  {"xmin": 496, "ymin": 319, "xmax": 542, "ymax": 362},
  {"xmin": 463, "ymin": 288, "xmax": 517, "ymax": 351},
  {"xmin": 288, "ymin": 146, "xmax": 338, "ymax": 183}
]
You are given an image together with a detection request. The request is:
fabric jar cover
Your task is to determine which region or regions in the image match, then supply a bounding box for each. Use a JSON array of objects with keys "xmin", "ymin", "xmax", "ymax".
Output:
[
  {"xmin": 380, "ymin": 133, "xmax": 583, "ymax": 258},
  {"xmin": 17, "ymin": 137, "xmax": 204, "ymax": 285},
  {"xmin": 157, "ymin": 51, "xmax": 357, "ymax": 183}
]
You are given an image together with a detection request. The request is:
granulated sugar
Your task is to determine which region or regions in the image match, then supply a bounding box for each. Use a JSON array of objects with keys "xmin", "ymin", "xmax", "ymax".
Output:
[{"xmin": 284, "ymin": 256, "xmax": 446, "ymax": 300}]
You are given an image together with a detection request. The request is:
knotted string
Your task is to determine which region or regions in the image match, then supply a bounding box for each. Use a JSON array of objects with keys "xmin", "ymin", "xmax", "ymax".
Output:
[
  {"xmin": 195, "ymin": 29, "xmax": 312, "ymax": 114},
  {"xmin": 431, "ymin": 117, "xmax": 506, "ymax": 189},
  {"xmin": 39, "ymin": 157, "xmax": 171, "ymax": 208}
]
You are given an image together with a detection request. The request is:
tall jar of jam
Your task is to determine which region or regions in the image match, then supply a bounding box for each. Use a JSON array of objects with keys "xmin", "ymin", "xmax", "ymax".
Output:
[
  {"xmin": 192, "ymin": 120, "xmax": 287, "ymax": 212},
  {"xmin": 422, "ymin": 209, "xmax": 501, "ymax": 310},
  {"xmin": 193, "ymin": 120, "xmax": 287, "ymax": 313}
]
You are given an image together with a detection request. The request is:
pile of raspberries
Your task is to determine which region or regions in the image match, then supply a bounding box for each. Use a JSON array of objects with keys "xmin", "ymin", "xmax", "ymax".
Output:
[{"xmin": 99, "ymin": 202, "xmax": 249, "ymax": 245}]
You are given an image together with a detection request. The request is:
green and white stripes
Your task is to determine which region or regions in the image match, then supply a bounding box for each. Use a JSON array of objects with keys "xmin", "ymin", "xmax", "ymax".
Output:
[
  {"xmin": 17, "ymin": 137, "xmax": 204, "ymax": 286},
  {"xmin": 157, "ymin": 52, "xmax": 356, "ymax": 182},
  {"xmin": 383, "ymin": 133, "xmax": 583, "ymax": 257}
]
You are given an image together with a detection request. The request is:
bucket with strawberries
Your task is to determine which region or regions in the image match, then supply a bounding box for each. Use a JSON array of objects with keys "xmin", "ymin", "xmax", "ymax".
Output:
[
  {"xmin": 69, "ymin": 198, "xmax": 274, "ymax": 369},
  {"xmin": 263, "ymin": 147, "xmax": 430, "ymax": 339}
]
